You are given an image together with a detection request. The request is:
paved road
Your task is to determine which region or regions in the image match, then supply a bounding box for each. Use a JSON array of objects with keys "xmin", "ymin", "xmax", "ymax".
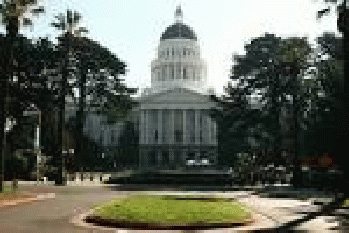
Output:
[
  {"xmin": 0, "ymin": 185, "xmax": 344, "ymax": 232},
  {"xmin": 0, "ymin": 185, "xmax": 128, "ymax": 233}
]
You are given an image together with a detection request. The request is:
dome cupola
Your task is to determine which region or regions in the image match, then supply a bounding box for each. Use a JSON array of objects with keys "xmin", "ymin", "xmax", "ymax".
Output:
[
  {"xmin": 147, "ymin": 5, "xmax": 208, "ymax": 95},
  {"xmin": 160, "ymin": 5, "xmax": 197, "ymax": 41}
]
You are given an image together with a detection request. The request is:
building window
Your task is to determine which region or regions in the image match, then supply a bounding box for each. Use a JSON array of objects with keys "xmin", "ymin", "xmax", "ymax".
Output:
[
  {"xmin": 162, "ymin": 152, "xmax": 169, "ymax": 166},
  {"xmin": 172, "ymin": 48, "xmax": 174, "ymax": 56},
  {"xmin": 176, "ymin": 66, "xmax": 181, "ymax": 80},
  {"xmin": 187, "ymin": 110, "xmax": 195, "ymax": 144},
  {"xmin": 211, "ymin": 121, "xmax": 215, "ymax": 143},
  {"xmin": 200, "ymin": 111, "xmax": 203, "ymax": 143},
  {"xmin": 183, "ymin": 48, "xmax": 186, "ymax": 56},
  {"xmin": 155, "ymin": 130, "xmax": 158, "ymax": 143},
  {"xmin": 183, "ymin": 67, "xmax": 187, "ymax": 79},
  {"xmin": 167, "ymin": 49, "xmax": 169, "ymax": 57},
  {"xmin": 175, "ymin": 130, "xmax": 183, "ymax": 143},
  {"xmin": 174, "ymin": 151, "xmax": 182, "ymax": 167},
  {"xmin": 150, "ymin": 151, "xmax": 156, "ymax": 166},
  {"xmin": 162, "ymin": 66, "xmax": 166, "ymax": 80},
  {"xmin": 100, "ymin": 133, "xmax": 103, "ymax": 145},
  {"xmin": 171, "ymin": 65, "xmax": 174, "ymax": 79},
  {"xmin": 174, "ymin": 110, "xmax": 183, "ymax": 143},
  {"xmin": 162, "ymin": 110, "xmax": 170, "ymax": 143},
  {"xmin": 150, "ymin": 110, "xmax": 158, "ymax": 144},
  {"xmin": 111, "ymin": 131, "xmax": 115, "ymax": 144}
]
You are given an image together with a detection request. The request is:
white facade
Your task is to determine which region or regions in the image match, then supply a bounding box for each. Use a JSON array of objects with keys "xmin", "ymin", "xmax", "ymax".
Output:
[
  {"xmin": 137, "ymin": 6, "xmax": 218, "ymax": 170},
  {"xmin": 148, "ymin": 39, "xmax": 208, "ymax": 95}
]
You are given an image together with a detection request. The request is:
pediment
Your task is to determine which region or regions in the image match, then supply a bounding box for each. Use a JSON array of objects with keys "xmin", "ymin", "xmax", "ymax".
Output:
[
  {"xmin": 141, "ymin": 88, "xmax": 210, "ymax": 104},
  {"xmin": 138, "ymin": 88, "xmax": 217, "ymax": 110}
]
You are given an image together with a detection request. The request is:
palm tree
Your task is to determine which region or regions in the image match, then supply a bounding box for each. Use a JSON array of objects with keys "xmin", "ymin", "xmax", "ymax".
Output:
[
  {"xmin": 0, "ymin": 0, "xmax": 44, "ymax": 192},
  {"xmin": 51, "ymin": 9, "xmax": 87, "ymax": 184}
]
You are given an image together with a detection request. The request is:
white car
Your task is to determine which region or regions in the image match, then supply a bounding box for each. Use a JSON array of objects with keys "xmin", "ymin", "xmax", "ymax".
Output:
[{"xmin": 186, "ymin": 159, "xmax": 210, "ymax": 166}]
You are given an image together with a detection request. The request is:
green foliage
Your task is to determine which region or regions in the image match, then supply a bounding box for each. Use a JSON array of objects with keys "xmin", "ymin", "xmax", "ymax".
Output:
[
  {"xmin": 0, "ymin": 0, "xmax": 44, "ymax": 30},
  {"xmin": 212, "ymin": 33, "xmax": 317, "ymax": 178},
  {"xmin": 51, "ymin": 10, "xmax": 85, "ymax": 34}
]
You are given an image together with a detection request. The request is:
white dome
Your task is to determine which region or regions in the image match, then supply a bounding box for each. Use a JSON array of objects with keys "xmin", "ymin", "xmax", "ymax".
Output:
[{"xmin": 148, "ymin": 7, "xmax": 208, "ymax": 95}]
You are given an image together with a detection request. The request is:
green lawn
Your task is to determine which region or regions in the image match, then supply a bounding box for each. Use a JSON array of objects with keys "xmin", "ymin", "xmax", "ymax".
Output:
[{"xmin": 92, "ymin": 194, "xmax": 252, "ymax": 224}]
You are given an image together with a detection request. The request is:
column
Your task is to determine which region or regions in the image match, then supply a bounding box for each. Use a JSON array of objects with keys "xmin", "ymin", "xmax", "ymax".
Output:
[
  {"xmin": 167, "ymin": 63, "xmax": 170, "ymax": 81},
  {"xmin": 193, "ymin": 65, "xmax": 197, "ymax": 81},
  {"xmin": 140, "ymin": 110, "xmax": 145, "ymax": 144},
  {"xmin": 170, "ymin": 110, "xmax": 175, "ymax": 145},
  {"xmin": 213, "ymin": 121, "xmax": 217, "ymax": 145},
  {"xmin": 158, "ymin": 109, "xmax": 162, "ymax": 145},
  {"xmin": 179, "ymin": 62, "xmax": 182, "ymax": 80},
  {"xmin": 195, "ymin": 110, "xmax": 200, "ymax": 145},
  {"xmin": 144, "ymin": 110, "xmax": 149, "ymax": 145},
  {"xmin": 183, "ymin": 110, "xmax": 187, "ymax": 145},
  {"xmin": 208, "ymin": 116, "xmax": 212, "ymax": 145}
]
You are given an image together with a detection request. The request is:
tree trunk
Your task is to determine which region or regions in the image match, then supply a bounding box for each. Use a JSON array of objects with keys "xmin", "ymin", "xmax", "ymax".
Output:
[{"xmin": 1, "ymin": 18, "xmax": 19, "ymax": 192}]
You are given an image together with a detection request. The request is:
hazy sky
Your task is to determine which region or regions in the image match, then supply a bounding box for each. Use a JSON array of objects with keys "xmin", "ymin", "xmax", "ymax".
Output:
[{"xmin": 3, "ymin": 0, "xmax": 340, "ymax": 95}]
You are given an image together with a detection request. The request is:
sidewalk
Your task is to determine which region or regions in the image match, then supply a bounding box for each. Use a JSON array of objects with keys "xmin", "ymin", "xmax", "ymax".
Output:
[
  {"xmin": 236, "ymin": 193, "xmax": 340, "ymax": 232},
  {"xmin": 0, "ymin": 192, "xmax": 55, "ymax": 208}
]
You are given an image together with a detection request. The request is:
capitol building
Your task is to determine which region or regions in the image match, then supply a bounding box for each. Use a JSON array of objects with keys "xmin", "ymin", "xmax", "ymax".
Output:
[
  {"xmin": 82, "ymin": 6, "xmax": 218, "ymax": 171},
  {"xmin": 136, "ymin": 6, "xmax": 218, "ymax": 170}
]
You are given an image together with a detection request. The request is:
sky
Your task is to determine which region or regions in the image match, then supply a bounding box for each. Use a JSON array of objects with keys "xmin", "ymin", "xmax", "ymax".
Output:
[{"xmin": 2, "ymin": 0, "xmax": 340, "ymax": 95}]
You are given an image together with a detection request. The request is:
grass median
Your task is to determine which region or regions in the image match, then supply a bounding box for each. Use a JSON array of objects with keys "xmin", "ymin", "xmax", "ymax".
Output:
[{"xmin": 92, "ymin": 194, "xmax": 252, "ymax": 224}]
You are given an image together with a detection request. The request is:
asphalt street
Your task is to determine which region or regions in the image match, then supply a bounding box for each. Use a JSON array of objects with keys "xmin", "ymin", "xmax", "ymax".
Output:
[
  {"xmin": 0, "ymin": 185, "xmax": 344, "ymax": 232},
  {"xmin": 0, "ymin": 185, "xmax": 126, "ymax": 233}
]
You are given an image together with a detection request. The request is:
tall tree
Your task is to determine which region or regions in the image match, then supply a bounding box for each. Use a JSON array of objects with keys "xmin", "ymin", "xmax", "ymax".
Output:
[
  {"xmin": 211, "ymin": 33, "xmax": 315, "ymax": 188},
  {"xmin": 0, "ymin": 0, "xmax": 44, "ymax": 191},
  {"xmin": 278, "ymin": 1, "xmax": 349, "ymax": 230},
  {"xmin": 51, "ymin": 10, "xmax": 137, "ymax": 175},
  {"xmin": 51, "ymin": 9, "xmax": 88, "ymax": 184}
]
